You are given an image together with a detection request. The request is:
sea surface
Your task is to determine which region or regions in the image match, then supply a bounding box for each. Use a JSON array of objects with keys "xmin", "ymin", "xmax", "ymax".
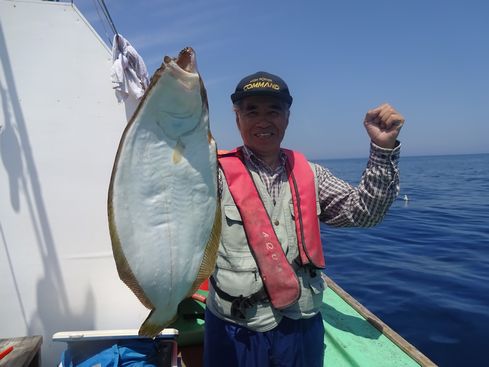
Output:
[{"xmin": 316, "ymin": 153, "xmax": 489, "ymax": 367}]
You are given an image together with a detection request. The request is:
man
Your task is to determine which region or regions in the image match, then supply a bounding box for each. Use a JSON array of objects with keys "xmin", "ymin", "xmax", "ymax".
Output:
[{"xmin": 204, "ymin": 71, "xmax": 404, "ymax": 367}]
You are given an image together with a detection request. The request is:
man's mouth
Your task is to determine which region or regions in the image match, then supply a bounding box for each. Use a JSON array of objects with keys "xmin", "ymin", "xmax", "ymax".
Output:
[{"xmin": 255, "ymin": 132, "xmax": 273, "ymax": 137}]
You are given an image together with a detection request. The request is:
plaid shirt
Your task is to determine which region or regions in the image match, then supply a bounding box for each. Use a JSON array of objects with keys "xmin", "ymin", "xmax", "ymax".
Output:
[
  {"xmin": 219, "ymin": 143, "xmax": 400, "ymax": 227},
  {"xmin": 241, "ymin": 145, "xmax": 288, "ymax": 205}
]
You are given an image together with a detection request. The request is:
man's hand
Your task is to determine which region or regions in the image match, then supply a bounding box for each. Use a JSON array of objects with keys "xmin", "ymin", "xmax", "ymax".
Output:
[{"xmin": 364, "ymin": 103, "xmax": 405, "ymax": 149}]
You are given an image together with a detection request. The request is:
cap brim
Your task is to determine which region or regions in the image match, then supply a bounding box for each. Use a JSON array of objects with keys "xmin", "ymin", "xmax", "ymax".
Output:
[{"xmin": 231, "ymin": 90, "xmax": 293, "ymax": 106}]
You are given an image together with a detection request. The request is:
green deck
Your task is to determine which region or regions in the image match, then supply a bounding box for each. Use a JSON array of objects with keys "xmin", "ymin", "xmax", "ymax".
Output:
[
  {"xmin": 171, "ymin": 278, "xmax": 434, "ymax": 366},
  {"xmin": 322, "ymin": 283, "xmax": 420, "ymax": 366},
  {"xmin": 51, "ymin": 279, "xmax": 434, "ymax": 366}
]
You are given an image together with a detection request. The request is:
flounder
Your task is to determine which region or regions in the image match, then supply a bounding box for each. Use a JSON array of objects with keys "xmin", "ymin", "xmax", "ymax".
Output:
[{"xmin": 108, "ymin": 47, "xmax": 220, "ymax": 337}]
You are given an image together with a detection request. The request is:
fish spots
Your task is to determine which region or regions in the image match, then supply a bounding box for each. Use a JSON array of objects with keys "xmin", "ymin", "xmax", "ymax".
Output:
[{"xmin": 172, "ymin": 138, "xmax": 185, "ymax": 164}]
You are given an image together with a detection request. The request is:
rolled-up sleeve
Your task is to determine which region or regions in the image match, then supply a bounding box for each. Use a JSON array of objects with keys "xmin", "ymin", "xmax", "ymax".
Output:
[{"xmin": 316, "ymin": 142, "xmax": 400, "ymax": 227}]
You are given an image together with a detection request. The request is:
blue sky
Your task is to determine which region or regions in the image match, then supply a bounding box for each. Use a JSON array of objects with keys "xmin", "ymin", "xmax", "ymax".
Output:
[{"xmin": 75, "ymin": 0, "xmax": 488, "ymax": 159}]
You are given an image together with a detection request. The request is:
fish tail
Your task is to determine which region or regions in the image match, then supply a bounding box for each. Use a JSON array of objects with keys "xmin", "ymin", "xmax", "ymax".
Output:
[{"xmin": 138, "ymin": 309, "xmax": 178, "ymax": 337}]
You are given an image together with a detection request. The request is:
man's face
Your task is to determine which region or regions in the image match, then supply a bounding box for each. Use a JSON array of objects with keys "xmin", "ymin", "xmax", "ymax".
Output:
[{"xmin": 235, "ymin": 95, "xmax": 289, "ymax": 158}]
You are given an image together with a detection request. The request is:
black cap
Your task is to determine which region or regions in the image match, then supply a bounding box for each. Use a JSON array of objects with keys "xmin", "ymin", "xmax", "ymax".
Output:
[{"xmin": 231, "ymin": 71, "xmax": 293, "ymax": 106}]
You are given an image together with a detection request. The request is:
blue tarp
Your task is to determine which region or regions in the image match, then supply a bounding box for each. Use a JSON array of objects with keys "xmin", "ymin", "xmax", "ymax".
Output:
[{"xmin": 60, "ymin": 339, "xmax": 173, "ymax": 367}]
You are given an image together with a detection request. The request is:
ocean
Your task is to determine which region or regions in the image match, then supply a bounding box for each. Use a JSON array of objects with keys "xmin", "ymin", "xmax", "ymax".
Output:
[{"xmin": 317, "ymin": 153, "xmax": 489, "ymax": 367}]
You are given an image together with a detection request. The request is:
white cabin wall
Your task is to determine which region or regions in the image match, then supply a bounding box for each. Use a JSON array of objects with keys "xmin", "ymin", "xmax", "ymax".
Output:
[{"xmin": 0, "ymin": 1, "xmax": 147, "ymax": 365}]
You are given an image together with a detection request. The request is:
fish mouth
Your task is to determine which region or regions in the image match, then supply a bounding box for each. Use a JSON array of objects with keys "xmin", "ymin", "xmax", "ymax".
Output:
[
  {"xmin": 177, "ymin": 47, "xmax": 196, "ymax": 72},
  {"xmin": 155, "ymin": 47, "xmax": 202, "ymax": 139},
  {"xmin": 164, "ymin": 47, "xmax": 196, "ymax": 74}
]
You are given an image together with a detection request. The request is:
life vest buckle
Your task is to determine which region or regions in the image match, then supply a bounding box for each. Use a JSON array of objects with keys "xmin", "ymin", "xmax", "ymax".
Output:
[{"xmin": 230, "ymin": 295, "xmax": 254, "ymax": 319}]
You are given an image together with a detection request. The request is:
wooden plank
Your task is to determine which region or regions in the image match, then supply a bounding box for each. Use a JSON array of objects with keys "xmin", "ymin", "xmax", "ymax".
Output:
[
  {"xmin": 0, "ymin": 336, "xmax": 42, "ymax": 367},
  {"xmin": 323, "ymin": 275, "xmax": 437, "ymax": 367}
]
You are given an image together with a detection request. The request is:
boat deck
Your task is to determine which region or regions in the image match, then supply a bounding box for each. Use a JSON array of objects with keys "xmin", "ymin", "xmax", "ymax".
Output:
[
  {"xmin": 322, "ymin": 276, "xmax": 434, "ymax": 366},
  {"xmin": 52, "ymin": 276, "xmax": 436, "ymax": 366}
]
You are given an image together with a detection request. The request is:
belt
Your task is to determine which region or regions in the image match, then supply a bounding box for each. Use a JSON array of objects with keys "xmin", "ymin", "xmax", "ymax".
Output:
[{"xmin": 209, "ymin": 276, "xmax": 269, "ymax": 319}]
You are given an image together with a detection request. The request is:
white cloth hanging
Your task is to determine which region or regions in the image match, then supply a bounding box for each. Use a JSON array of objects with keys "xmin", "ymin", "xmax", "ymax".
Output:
[{"xmin": 111, "ymin": 34, "xmax": 149, "ymax": 102}]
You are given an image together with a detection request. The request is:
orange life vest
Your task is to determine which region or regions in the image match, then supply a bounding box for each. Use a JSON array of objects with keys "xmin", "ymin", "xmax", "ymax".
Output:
[{"xmin": 218, "ymin": 147, "xmax": 325, "ymax": 309}]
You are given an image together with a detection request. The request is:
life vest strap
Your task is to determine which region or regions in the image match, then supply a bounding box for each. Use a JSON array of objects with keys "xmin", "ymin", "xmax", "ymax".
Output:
[{"xmin": 209, "ymin": 276, "xmax": 269, "ymax": 319}]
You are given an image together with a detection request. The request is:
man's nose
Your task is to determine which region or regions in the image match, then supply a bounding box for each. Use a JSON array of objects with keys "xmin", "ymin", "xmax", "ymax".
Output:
[{"xmin": 255, "ymin": 113, "xmax": 271, "ymax": 126}]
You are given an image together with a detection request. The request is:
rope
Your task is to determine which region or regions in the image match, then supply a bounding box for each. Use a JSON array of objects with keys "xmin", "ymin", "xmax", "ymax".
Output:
[
  {"xmin": 96, "ymin": 0, "xmax": 118, "ymax": 36},
  {"xmin": 73, "ymin": 0, "xmax": 121, "ymax": 50},
  {"xmin": 90, "ymin": 0, "xmax": 113, "ymax": 47}
]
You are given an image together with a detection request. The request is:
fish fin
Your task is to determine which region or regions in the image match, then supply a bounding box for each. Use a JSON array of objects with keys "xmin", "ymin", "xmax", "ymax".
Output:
[
  {"xmin": 108, "ymin": 199, "xmax": 154, "ymax": 310},
  {"xmin": 139, "ymin": 309, "xmax": 178, "ymax": 337},
  {"xmin": 208, "ymin": 131, "xmax": 214, "ymax": 144},
  {"xmin": 172, "ymin": 138, "xmax": 185, "ymax": 164},
  {"xmin": 188, "ymin": 201, "xmax": 222, "ymax": 296}
]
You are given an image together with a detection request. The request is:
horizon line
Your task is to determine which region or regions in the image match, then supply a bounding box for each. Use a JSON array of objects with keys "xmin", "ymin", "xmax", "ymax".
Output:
[{"xmin": 310, "ymin": 151, "xmax": 489, "ymax": 162}]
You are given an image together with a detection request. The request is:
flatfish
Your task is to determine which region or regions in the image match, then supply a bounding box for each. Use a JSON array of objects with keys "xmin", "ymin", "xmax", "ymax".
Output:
[{"xmin": 108, "ymin": 47, "xmax": 220, "ymax": 337}]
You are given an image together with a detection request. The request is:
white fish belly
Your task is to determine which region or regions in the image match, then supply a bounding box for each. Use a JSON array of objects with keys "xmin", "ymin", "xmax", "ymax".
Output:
[{"xmin": 110, "ymin": 64, "xmax": 217, "ymax": 326}]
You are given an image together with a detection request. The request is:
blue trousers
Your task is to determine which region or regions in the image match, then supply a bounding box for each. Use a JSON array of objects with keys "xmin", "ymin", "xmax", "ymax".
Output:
[{"xmin": 204, "ymin": 308, "xmax": 324, "ymax": 367}]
